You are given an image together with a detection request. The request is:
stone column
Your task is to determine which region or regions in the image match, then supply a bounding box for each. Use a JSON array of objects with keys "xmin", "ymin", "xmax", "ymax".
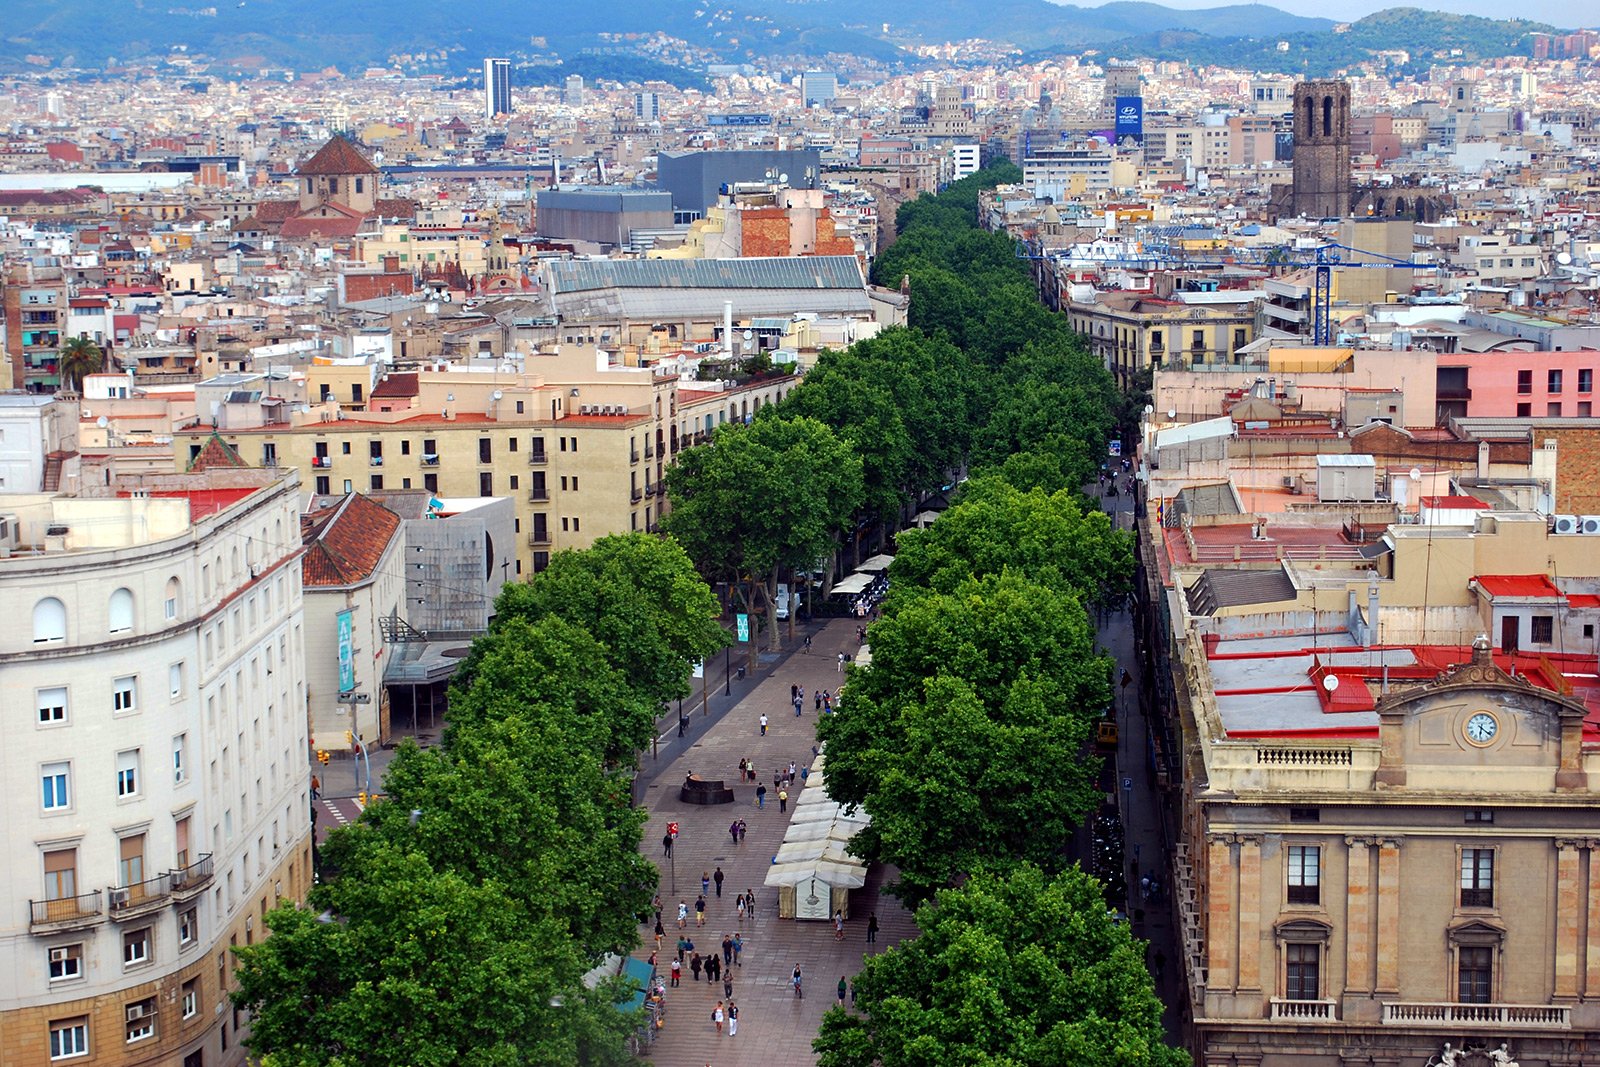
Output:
[
  {"xmin": 1375, "ymin": 837, "xmax": 1403, "ymax": 995},
  {"xmin": 1555, "ymin": 840, "xmax": 1582, "ymax": 1000},
  {"xmin": 1585, "ymin": 840, "xmax": 1600, "ymax": 999},
  {"xmin": 1207, "ymin": 834, "xmax": 1236, "ymax": 992},
  {"xmin": 1237, "ymin": 835, "xmax": 1264, "ymax": 993},
  {"xmin": 1344, "ymin": 836, "xmax": 1374, "ymax": 997}
]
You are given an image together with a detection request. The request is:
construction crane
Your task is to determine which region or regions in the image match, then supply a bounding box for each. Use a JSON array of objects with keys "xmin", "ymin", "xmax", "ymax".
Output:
[{"xmin": 1017, "ymin": 236, "xmax": 1444, "ymax": 345}]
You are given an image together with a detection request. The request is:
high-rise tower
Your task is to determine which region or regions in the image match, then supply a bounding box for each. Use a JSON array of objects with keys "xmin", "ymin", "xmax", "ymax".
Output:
[
  {"xmin": 483, "ymin": 57, "xmax": 511, "ymax": 121},
  {"xmin": 1290, "ymin": 80, "xmax": 1351, "ymax": 219}
]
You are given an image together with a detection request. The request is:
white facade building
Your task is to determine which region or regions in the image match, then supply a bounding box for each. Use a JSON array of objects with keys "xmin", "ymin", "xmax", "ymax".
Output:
[{"xmin": 0, "ymin": 468, "xmax": 311, "ymax": 1067}]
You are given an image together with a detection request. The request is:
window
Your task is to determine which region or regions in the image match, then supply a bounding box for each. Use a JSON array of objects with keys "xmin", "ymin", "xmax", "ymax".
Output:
[
  {"xmin": 43, "ymin": 849, "xmax": 76, "ymax": 901},
  {"xmin": 1461, "ymin": 848, "xmax": 1494, "ymax": 908},
  {"xmin": 479, "ymin": 472, "xmax": 493, "ymax": 496},
  {"xmin": 1548, "ymin": 369, "xmax": 1563, "ymax": 394},
  {"xmin": 1516, "ymin": 403, "xmax": 1531, "ymax": 418},
  {"xmin": 125, "ymin": 997, "xmax": 156, "ymax": 1043},
  {"xmin": 173, "ymin": 735, "xmax": 187, "ymax": 784},
  {"xmin": 179, "ymin": 908, "xmax": 197, "ymax": 946},
  {"xmin": 182, "ymin": 978, "xmax": 198, "ymax": 1019},
  {"xmin": 1516, "ymin": 369, "xmax": 1532, "ymax": 394},
  {"xmin": 38, "ymin": 686, "xmax": 67, "ymax": 724},
  {"xmin": 169, "ymin": 663, "xmax": 185, "ymax": 699},
  {"xmin": 48, "ymin": 943, "xmax": 83, "ymax": 982},
  {"xmin": 42, "ymin": 763, "xmax": 70, "ymax": 811},
  {"xmin": 1458, "ymin": 946, "xmax": 1493, "ymax": 1003},
  {"xmin": 119, "ymin": 833, "xmax": 146, "ymax": 889},
  {"xmin": 1287, "ymin": 846, "xmax": 1320, "ymax": 905},
  {"xmin": 113, "ymin": 676, "xmax": 137, "ymax": 713},
  {"xmin": 1464, "ymin": 809, "xmax": 1494, "ymax": 824},
  {"xmin": 423, "ymin": 472, "xmax": 437, "ymax": 493},
  {"xmin": 341, "ymin": 441, "xmax": 351, "ymax": 454},
  {"xmin": 478, "ymin": 437, "xmax": 492, "ymax": 463},
  {"xmin": 164, "ymin": 578, "xmax": 180, "ymax": 620},
  {"xmin": 1285, "ymin": 943, "xmax": 1320, "ymax": 1000},
  {"xmin": 116, "ymin": 750, "xmax": 140, "ymax": 798},
  {"xmin": 34, "ymin": 597, "xmax": 67, "ymax": 644},
  {"xmin": 370, "ymin": 475, "xmax": 384, "ymax": 491},
  {"xmin": 1288, "ymin": 807, "xmax": 1320, "ymax": 822},
  {"xmin": 1580, "ymin": 368, "xmax": 1593, "ymax": 393},
  {"xmin": 1581, "ymin": 402, "xmax": 1593, "ymax": 417},
  {"xmin": 109, "ymin": 588, "xmax": 134, "ymax": 633},
  {"xmin": 49, "ymin": 1018, "xmax": 88, "ymax": 1060},
  {"xmin": 315, "ymin": 475, "xmax": 330, "ymax": 495},
  {"xmin": 1547, "ymin": 402, "xmax": 1562, "ymax": 417},
  {"xmin": 123, "ymin": 927, "xmax": 151, "ymax": 967},
  {"xmin": 1530, "ymin": 615, "xmax": 1553, "ymax": 644}
]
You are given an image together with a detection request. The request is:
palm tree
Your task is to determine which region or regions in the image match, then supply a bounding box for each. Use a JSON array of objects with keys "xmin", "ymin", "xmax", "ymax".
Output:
[{"xmin": 57, "ymin": 336, "xmax": 105, "ymax": 393}]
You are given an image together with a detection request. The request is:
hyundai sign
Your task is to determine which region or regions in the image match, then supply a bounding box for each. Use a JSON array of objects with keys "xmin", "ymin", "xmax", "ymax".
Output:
[{"xmin": 1114, "ymin": 96, "xmax": 1144, "ymax": 148}]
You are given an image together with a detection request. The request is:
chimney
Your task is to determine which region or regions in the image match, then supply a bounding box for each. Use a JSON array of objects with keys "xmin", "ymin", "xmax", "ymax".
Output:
[
  {"xmin": 724, "ymin": 301, "xmax": 734, "ymax": 360},
  {"xmin": 1477, "ymin": 439, "xmax": 1490, "ymax": 478},
  {"xmin": 1366, "ymin": 572, "xmax": 1380, "ymax": 648}
]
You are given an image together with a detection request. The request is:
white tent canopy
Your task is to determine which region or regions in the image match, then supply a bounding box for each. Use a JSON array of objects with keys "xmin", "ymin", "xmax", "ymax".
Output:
[
  {"xmin": 857, "ymin": 553, "xmax": 895, "ymax": 573},
  {"xmin": 829, "ymin": 573, "xmax": 873, "ymax": 596},
  {"xmin": 763, "ymin": 753, "xmax": 871, "ymax": 890}
]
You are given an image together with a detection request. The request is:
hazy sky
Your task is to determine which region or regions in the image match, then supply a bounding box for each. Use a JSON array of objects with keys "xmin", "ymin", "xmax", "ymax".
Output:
[{"xmin": 1062, "ymin": 0, "xmax": 1583, "ymax": 27}]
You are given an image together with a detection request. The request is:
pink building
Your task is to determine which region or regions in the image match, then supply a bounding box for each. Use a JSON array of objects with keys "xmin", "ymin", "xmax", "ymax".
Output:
[{"xmin": 1436, "ymin": 351, "xmax": 1598, "ymax": 420}]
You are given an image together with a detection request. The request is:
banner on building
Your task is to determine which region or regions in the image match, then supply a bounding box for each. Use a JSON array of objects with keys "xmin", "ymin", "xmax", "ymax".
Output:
[
  {"xmin": 337, "ymin": 610, "xmax": 355, "ymax": 693},
  {"xmin": 1114, "ymin": 96, "xmax": 1144, "ymax": 147}
]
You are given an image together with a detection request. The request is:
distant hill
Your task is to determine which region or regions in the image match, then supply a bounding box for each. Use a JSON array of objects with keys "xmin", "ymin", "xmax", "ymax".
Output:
[{"xmin": 0, "ymin": 0, "xmax": 1555, "ymax": 79}]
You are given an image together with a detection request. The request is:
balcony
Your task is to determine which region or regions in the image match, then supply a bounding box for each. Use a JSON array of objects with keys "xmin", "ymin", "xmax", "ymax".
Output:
[
  {"xmin": 109, "ymin": 873, "xmax": 172, "ymax": 920},
  {"xmin": 654, "ymin": 483, "xmax": 667, "ymax": 498},
  {"xmin": 1381, "ymin": 1002, "xmax": 1570, "ymax": 1030},
  {"xmin": 631, "ymin": 450, "xmax": 640, "ymax": 464},
  {"xmin": 422, "ymin": 454, "xmax": 440, "ymax": 467},
  {"xmin": 528, "ymin": 488, "xmax": 549, "ymax": 502},
  {"xmin": 169, "ymin": 854, "xmax": 213, "ymax": 901},
  {"xmin": 528, "ymin": 451, "xmax": 548, "ymax": 466},
  {"xmin": 528, "ymin": 532, "xmax": 552, "ymax": 547},
  {"xmin": 369, "ymin": 455, "xmax": 384, "ymax": 467},
  {"xmin": 312, "ymin": 456, "xmax": 332, "ymax": 469},
  {"xmin": 631, "ymin": 489, "xmax": 644, "ymax": 503},
  {"xmin": 30, "ymin": 891, "xmax": 105, "ymax": 934},
  {"xmin": 1269, "ymin": 998, "xmax": 1337, "ymax": 1022}
]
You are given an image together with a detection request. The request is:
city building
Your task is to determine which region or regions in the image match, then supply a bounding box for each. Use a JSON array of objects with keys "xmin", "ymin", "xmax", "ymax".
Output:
[
  {"xmin": 535, "ymin": 187, "xmax": 675, "ymax": 251},
  {"xmin": 655, "ymin": 150, "xmax": 823, "ymax": 218},
  {"xmin": 634, "ymin": 91, "xmax": 660, "ymax": 123},
  {"xmin": 802, "ymin": 71, "xmax": 838, "ymax": 108},
  {"xmin": 0, "ymin": 465, "xmax": 311, "ymax": 1067},
  {"xmin": 1289, "ymin": 81, "xmax": 1352, "ymax": 219},
  {"xmin": 482, "ymin": 57, "xmax": 511, "ymax": 121}
]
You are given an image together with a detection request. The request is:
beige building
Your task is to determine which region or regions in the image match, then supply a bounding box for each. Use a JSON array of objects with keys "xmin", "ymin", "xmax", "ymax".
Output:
[
  {"xmin": 1068, "ymin": 292, "xmax": 1260, "ymax": 386},
  {"xmin": 174, "ymin": 349, "xmax": 798, "ymax": 576},
  {"xmin": 0, "ymin": 467, "xmax": 311, "ymax": 1067}
]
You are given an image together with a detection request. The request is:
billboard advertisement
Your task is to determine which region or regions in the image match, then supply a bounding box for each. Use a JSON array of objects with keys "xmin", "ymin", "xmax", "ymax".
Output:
[
  {"xmin": 1114, "ymin": 96, "xmax": 1144, "ymax": 148},
  {"xmin": 337, "ymin": 610, "xmax": 355, "ymax": 693},
  {"xmin": 708, "ymin": 114, "xmax": 773, "ymax": 126}
]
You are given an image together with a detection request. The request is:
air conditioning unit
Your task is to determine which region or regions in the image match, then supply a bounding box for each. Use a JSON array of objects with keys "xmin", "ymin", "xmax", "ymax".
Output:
[
  {"xmin": 109, "ymin": 888, "xmax": 130, "ymax": 909},
  {"xmin": 1553, "ymin": 514, "xmax": 1580, "ymax": 534},
  {"xmin": 1582, "ymin": 516, "xmax": 1600, "ymax": 535},
  {"xmin": 578, "ymin": 405, "xmax": 592, "ymax": 415},
  {"xmin": 0, "ymin": 514, "xmax": 16, "ymax": 551},
  {"xmin": 49, "ymin": 947, "xmax": 71, "ymax": 964},
  {"xmin": 125, "ymin": 1004, "xmax": 147, "ymax": 1022}
]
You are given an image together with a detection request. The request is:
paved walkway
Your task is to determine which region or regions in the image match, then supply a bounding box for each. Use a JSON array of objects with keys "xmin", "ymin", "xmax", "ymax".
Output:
[{"xmin": 631, "ymin": 616, "xmax": 918, "ymax": 1066}]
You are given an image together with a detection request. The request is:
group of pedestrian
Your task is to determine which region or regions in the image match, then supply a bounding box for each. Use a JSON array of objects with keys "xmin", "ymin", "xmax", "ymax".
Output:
[
  {"xmin": 726, "ymin": 818, "xmax": 748, "ymax": 845},
  {"xmin": 812, "ymin": 687, "xmax": 838, "ymax": 713},
  {"xmin": 735, "ymin": 758, "xmax": 759, "ymax": 784},
  {"xmin": 710, "ymin": 998, "xmax": 738, "ymax": 1036}
]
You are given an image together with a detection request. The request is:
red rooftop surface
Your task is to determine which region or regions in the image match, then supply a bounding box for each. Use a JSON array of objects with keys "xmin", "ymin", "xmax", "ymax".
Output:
[
  {"xmin": 1474, "ymin": 574, "xmax": 1564, "ymax": 599},
  {"xmin": 120, "ymin": 487, "xmax": 256, "ymax": 519},
  {"xmin": 1421, "ymin": 495, "xmax": 1491, "ymax": 508}
]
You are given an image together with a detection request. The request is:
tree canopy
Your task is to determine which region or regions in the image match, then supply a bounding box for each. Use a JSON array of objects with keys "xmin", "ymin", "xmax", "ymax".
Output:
[{"xmin": 814, "ymin": 865, "xmax": 1186, "ymax": 1067}]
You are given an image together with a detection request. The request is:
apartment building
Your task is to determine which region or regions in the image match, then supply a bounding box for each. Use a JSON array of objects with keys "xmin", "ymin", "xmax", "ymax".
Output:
[
  {"xmin": 1067, "ymin": 291, "xmax": 1260, "ymax": 386},
  {"xmin": 0, "ymin": 467, "xmax": 311, "ymax": 1067},
  {"xmin": 173, "ymin": 348, "xmax": 797, "ymax": 576}
]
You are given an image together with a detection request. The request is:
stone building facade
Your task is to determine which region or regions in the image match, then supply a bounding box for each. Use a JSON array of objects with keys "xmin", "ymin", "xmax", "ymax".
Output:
[{"xmin": 1291, "ymin": 81, "xmax": 1352, "ymax": 220}]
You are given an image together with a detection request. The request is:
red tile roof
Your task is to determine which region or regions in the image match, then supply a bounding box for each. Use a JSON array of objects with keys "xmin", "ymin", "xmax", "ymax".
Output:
[
  {"xmin": 1474, "ymin": 574, "xmax": 1563, "ymax": 599},
  {"xmin": 253, "ymin": 200, "xmax": 300, "ymax": 222},
  {"xmin": 280, "ymin": 215, "xmax": 365, "ymax": 239},
  {"xmin": 300, "ymin": 493, "xmax": 403, "ymax": 587},
  {"xmin": 298, "ymin": 135, "xmax": 378, "ymax": 176},
  {"xmin": 370, "ymin": 372, "xmax": 419, "ymax": 399},
  {"xmin": 1422, "ymin": 495, "xmax": 1490, "ymax": 508},
  {"xmin": 186, "ymin": 432, "xmax": 249, "ymax": 472}
]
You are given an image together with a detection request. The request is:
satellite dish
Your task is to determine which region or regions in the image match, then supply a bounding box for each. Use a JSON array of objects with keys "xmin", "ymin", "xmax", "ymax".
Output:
[
  {"xmin": 1410, "ymin": 466, "xmax": 1422, "ymax": 481},
  {"xmin": 491, "ymin": 390, "xmax": 503, "ymax": 401},
  {"xmin": 742, "ymin": 329, "xmax": 753, "ymax": 340},
  {"xmin": 97, "ymin": 415, "xmax": 109, "ymax": 428},
  {"xmin": 1323, "ymin": 675, "xmax": 1340, "ymax": 693},
  {"xmin": 778, "ymin": 172, "xmax": 789, "ymax": 184},
  {"xmin": 1556, "ymin": 251, "xmax": 1573, "ymax": 266},
  {"xmin": 1167, "ymin": 409, "xmax": 1177, "ymax": 420}
]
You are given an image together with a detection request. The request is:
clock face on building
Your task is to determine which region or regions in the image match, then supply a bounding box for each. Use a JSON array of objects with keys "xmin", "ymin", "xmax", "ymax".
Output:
[{"xmin": 1464, "ymin": 712, "xmax": 1498, "ymax": 746}]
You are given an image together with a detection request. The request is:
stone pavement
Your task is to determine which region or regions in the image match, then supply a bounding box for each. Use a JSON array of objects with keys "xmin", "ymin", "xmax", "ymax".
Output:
[{"xmin": 631, "ymin": 616, "xmax": 918, "ymax": 1067}]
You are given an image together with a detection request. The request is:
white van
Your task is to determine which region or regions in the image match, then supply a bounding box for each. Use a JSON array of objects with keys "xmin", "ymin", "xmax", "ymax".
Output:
[{"xmin": 776, "ymin": 583, "xmax": 798, "ymax": 619}]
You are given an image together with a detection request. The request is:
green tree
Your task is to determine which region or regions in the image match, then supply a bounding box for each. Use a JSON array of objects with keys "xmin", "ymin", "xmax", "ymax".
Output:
[
  {"xmin": 784, "ymin": 356, "xmax": 913, "ymax": 528},
  {"xmin": 819, "ymin": 573, "xmax": 1111, "ymax": 902},
  {"xmin": 973, "ymin": 337, "xmax": 1120, "ymax": 471},
  {"xmin": 814, "ymin": 865, "xmax": 1187, "ymax": 1067},
  {"xmin": 476, "ymin": 532, "xmax": 726, "ymax": 711},
  {"xmin": 665, "ymin": 415, "xmax": 863, "ymax": 647},
  {"xmin": 57, "ymin": 336, "xmax": 104, "ymax": 392},
  {"xmin": 891, "ymin": 478, "xmax": 1134, "ymax": 611}
]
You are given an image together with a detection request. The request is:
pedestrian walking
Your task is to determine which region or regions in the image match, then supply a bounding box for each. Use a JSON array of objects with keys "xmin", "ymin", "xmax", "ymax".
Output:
[
  {"xmin": 778, "ymin": 788, "xmax": 788, "ymax": 813},
  {"xmin": 788, "ymin": 760, "xmax": 798, "ymax": 782},
  {"xmin": 755, "ymin": 784, "xmax": 766, "ymax": 809},
  {"xmin": 815, "ymin": 690, "xmax": 823, "ymax": 711},
  {"xmin": 1140, "ymin": 875, "xmax": 1151, "ymax": 903},
  {"xmin": 677, "ymin": 900, "xmax": 688, "ymax": 929},
  {"xmin": 690, "ymin": 953, "xmax": 703, "ymax": 981},
  {"xmin": 663, "ymin": 833, "xmax": 673, "ymax": 857},
  {"xmin": 654, "ymin": 918, "xmax": 664, "ymax": 950},
  {"xmin": 695, "ymin": 894, "xmax": 706, "ymax": 926},
  {"xmin": 746, "ymin": 890, "xmax": 756, "ymax": 917},
  {"xmin": 794, "ymin": 696, "xmax": 803, "ymax": 717},
  {"xmin": 732, "ymin": 932, "xmax": 743, "ymax": 966},
  {"xmin": 792, "ymin": 965, "xmax": 804, "ymax": 998},
  {"xmin": 833, "ymin": 909, "xmax": 845, "ymax": 940},
  {"xmin": 714, "ymin": 866, "xmax": 725, "ymax": 897},
  {"xmin": 701, "ymin": 871, "xmax": 711, "ymax": 897},
  {"xmin": 837, "ymin": 651, "xmax": 847, "ymax": 672},
  {"xmin": 773, "ymin": 770, "xmax": 781, "ymax": 791},
  {"xmin": 728, "ymin": 1001, "xmax": 738, "ymax": 1037},
  {"xmin": 721, "ymin": 934, "xmax": 734, "ymax": 966},
  {"xmin": 723, "ymin": 973, "xmax": 734, "ymax": 999},
  {"xmin": 758, "ymin": 713, "xmax": 768, "ymax": 736},
  {"xmin": 823, "ymin": 690, "xmax": 833, "ymax": 713},
  {"xmin": 866, "ymin": 912, "xmax": 878, "ymax": 943},
  {"xmin": 712, "ymin": 1001, "xmax": 724, "ymax": 1035},
  {"xmin": 736, "ymin": 896, "xmax": 747, "ymax": 925},
  {"xmin": 729, "ymin": 819, "xmax": 740, "ymax": 845},
  {"xmin": 790, "ymin": 683, "xmax": 799, "ymax": 703},
  {"xmin": 670, "ymin": 958, "xmax": 681, "ymax": 986},
  {"xmin": 737, "ymin": 819, "xmax": 747, "ymax": 842},
  {"xmin": 707, "ymin": 955, "xmax": 721, "ymax": 983},
  {"xmin": 837, "ymin": 976, "xmax": 848, "ymax": 1006}
]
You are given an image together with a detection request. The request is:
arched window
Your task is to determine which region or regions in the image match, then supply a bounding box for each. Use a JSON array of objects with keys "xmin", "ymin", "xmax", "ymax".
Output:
[
  {"xmin": 33, "ymin": 597, "xmax": 67, "ymax": 644},
  {"xmin": 1322, "ymin": 96, "xmax": 1333, "ymax": 138},
  {"xmin": 165, "ymin": 577, "xmax": 182, "ymax": 621},
  {"xmin": 109, "ymin": 588, "xmax": 135, "ymax": 634},
  {"xmin": 1303, "ymin": 95, "xmax": 1314, "ymax": 135}
]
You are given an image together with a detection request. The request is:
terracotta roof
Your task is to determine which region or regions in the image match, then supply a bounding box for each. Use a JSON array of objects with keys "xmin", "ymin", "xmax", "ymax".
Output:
[
  {"xmin": 300, "ymin": 493, "xmax": 402, "ymax": 587},
  {"xmin": 298, "ymin": 134, "xmax": 378, "ymax": 176},
  {"xmin": 253, "ymin": 200, "xmax": 300, "ymax": 222},
  {"xmin": 373, "ymin": 197, "xmax": 418, "ymax": 219},
  {"xmin": 370, "ymin": 372, "xmax": 419, "ymax": 399},
  {"xmin": 186, "ymin": 431, "xmax": 249, "ymax": 471},
  {"xmin": 280, "ymin": 215, "xmax": 365, "ymax": 239},
  {"xmin": 1474, "ymin": 574, "xmax": 1563, "ymax": 600}
]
